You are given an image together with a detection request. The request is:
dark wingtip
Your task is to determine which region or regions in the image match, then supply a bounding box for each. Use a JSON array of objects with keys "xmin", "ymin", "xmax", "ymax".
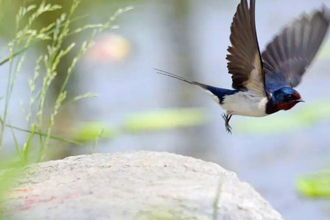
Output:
[
  {"xmin": 321, "ymin": 4, "xmax": 330, "ymax": 22},
  {"xmin": 250, "ymin": 0, "xmax": 256, "ymax": 8}
]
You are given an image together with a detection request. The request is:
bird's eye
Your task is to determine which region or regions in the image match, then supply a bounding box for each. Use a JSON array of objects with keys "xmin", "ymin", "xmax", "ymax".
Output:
[{"xmin": 286, "ymin": 94, "xmax": 294, "ymax": 100}]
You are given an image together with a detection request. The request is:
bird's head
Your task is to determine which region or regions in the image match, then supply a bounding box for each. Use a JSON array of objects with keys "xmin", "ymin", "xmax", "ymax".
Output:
[{"xmin": 272, "ymin": 87, "xmax": 304, "ymax": 111}]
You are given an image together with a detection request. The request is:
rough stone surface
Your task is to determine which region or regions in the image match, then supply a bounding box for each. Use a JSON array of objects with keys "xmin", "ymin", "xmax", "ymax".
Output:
[{"xmin": 4, "ymin": 151, "xmax": 283, "ymax": 220}]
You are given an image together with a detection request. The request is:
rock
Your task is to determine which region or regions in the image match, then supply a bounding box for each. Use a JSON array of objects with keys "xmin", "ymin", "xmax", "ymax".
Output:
[{"xmin": 4, "ymin": 151, "xmax": 283, "ymax": 220}]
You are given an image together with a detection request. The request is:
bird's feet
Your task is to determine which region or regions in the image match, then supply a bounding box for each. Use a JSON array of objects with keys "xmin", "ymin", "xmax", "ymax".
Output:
[{"xmin": 222, "ymin": 113, "xmax": 232, "ymax": 133}]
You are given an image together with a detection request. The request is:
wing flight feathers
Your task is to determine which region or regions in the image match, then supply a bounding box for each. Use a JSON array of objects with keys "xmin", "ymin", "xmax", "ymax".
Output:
[
  {"xmin": 226, "ymin": 0, "xmax": 266, "ymax": 96},
  {"xmin": 262, "ymin": 6, "xmax": 330, "ymax": 91}
]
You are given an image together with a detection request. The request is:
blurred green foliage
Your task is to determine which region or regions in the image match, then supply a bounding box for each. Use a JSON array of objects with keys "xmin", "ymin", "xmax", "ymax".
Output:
[
  {"xmin": 0, "ymin": 0, "xmax": 138, "ymax": 39},
  {"xmin": 71, "ymin": 108, "xmax": 208, "ymax": 143},
  {"xmin": 124, "ymin": 108, "xmax": 208, "ymax": 132},
  {"xmin": 73, "ymin": 122, "xmax": 117, "ymax": 143},
  {"xmin": 0, "ymin": 158, "xmax": 28, "ymax": 217},
  {"xmin": 297, "ymin": 171, "xmax": 330, "ymax": 197}
]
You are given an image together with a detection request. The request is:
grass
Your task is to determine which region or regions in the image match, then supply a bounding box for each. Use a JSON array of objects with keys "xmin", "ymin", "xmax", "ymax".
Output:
[
  {"xmin": 0, "ymin": 0, "xmax": 133, "ymax": 162},
  {"xmin": 0, "ymin": 0, "xmax": 133, "ymax": 216}
]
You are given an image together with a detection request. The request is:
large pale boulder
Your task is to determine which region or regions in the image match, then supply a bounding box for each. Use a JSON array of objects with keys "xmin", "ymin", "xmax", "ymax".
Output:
[{"xmin": 4, "ymin": 151, "xmax": 283, "ymax": 220}]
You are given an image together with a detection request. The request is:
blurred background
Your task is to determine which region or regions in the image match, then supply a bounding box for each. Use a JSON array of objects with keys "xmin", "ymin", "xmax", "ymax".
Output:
[{"xmin": 0, "ymin": 0, "xmax": 330, "ymax": 219}]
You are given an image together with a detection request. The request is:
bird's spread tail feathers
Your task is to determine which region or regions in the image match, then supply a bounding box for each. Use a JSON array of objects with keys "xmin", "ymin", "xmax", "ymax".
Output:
[{"xmin": 155, "ymin": 68, "xmax": 238, "ymax": 104}]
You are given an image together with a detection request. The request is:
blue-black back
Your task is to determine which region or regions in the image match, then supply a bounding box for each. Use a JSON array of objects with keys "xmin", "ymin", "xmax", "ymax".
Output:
[{"xmin": 205, "ymin": 86, "xmax": 238, "ymax": 104}]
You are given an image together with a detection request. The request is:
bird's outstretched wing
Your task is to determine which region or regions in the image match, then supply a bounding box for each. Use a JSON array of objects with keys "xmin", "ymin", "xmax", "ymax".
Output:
[
  {"xmin": 226, "ymin": 0, "xmax": 266, "ymax": 96},
  {"xmin": 262, "ymin": 7, "xmax": 330, "ymax": 92}
]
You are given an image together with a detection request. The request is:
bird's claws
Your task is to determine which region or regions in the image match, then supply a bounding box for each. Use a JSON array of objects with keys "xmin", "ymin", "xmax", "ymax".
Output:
[{"xmin": 222, "ymin": 113, "xmax": 232, "ymax": 133}]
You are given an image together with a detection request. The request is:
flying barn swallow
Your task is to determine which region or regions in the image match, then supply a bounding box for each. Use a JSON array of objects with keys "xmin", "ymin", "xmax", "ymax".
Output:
[{"xmin": 157, "ymin": 0, "xmax": 330, "ymax": 133}]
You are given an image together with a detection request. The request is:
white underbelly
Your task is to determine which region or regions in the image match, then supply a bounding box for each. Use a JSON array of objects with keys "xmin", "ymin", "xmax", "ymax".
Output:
[{"xmin": 220, "ymin": 91, "xmax": 268, "ymax": 117}]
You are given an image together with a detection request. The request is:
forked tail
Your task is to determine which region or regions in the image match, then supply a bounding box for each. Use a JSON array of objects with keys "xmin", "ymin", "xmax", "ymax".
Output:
[
  {"xmin": 155, "ymin": 68, "xmax": 237, "ymax": 105},
  {"xmin": 154, "ymin": 68, "xmax": 208, "ymax": 89}
]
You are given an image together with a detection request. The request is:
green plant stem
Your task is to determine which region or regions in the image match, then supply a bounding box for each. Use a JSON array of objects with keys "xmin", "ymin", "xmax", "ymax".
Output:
[
  {"xmin": 0, "ymin": 47, "xmax": 29, "ymax": 66},
  {"xmin": 6, "ymin": 123, "xmax": 81, "ymax": 145}
]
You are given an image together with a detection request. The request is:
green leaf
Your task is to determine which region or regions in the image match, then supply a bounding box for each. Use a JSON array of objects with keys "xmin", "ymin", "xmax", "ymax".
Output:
[
  {"xmin": 73, "ymin": 122, "xmax": 116, "ymax": 143},
  {"xmin": 124, "ymin": 108, "xmax": 208, "ymax": 132},
  {"xmin": 297, "ymin": 171, "xmax": 330, "ymax": 197}
]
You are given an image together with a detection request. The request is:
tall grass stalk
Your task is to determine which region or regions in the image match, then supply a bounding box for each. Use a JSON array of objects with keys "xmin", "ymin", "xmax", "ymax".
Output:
[
  {"xmin": 0, "ymin": 1, "xmax": 62, "ymax": 149},
  {"xmin": 0, "ymin": 0, "xmax": 133, "ymax": 161},
  {"xmin": 0, "ymin": 1, "xmax": 133, "ymax": 217}
]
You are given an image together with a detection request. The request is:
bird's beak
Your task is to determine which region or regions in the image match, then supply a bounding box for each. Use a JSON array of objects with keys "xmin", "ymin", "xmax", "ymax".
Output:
[{"xmin": 297, "ymin": 99, "xmax": 305, "ymax": 103}]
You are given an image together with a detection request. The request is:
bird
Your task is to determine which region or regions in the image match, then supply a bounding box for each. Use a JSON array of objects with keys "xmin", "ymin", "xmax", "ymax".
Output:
[{"xmin": 156, "ymin": 0, "xmax": 330, "ymax": 133}]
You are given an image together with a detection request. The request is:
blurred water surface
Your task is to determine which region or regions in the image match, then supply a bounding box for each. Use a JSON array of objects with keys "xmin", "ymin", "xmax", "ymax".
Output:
[{"xmin": 1, "ymin": 0, "xmax": 330, "ymax": 219}]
